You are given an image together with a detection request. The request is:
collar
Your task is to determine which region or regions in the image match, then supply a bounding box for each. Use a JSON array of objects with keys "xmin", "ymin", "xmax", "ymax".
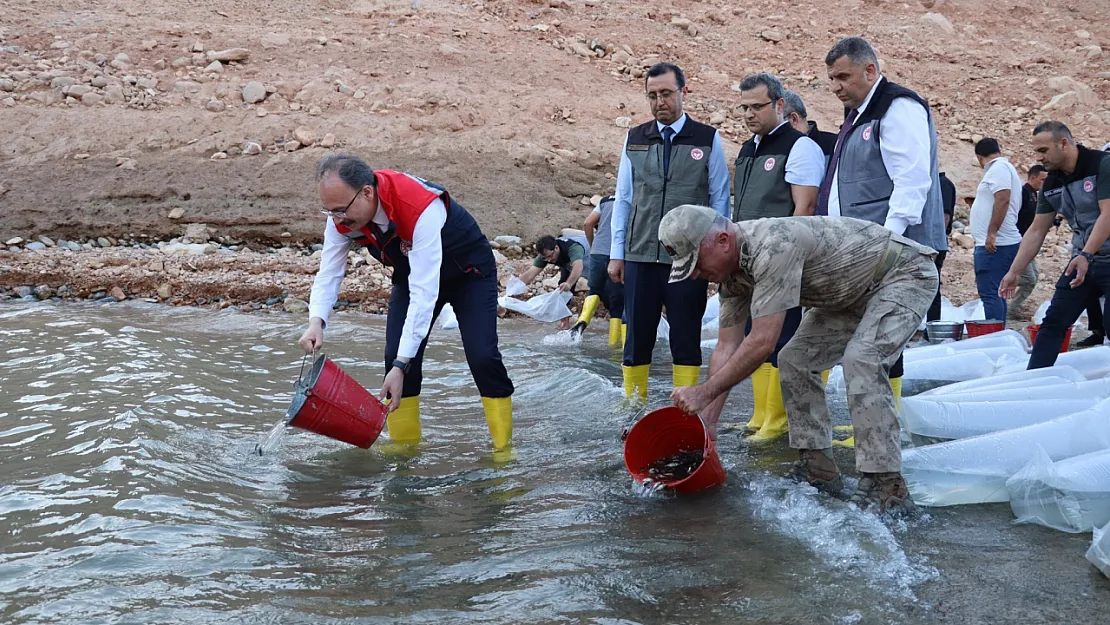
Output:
[
  {"xmin": 656, "ymin": 113, "xmax": 688, "ymax": 136},
  {"xmin": 855, "ymin": 75, "xmax": 886, "ymax": 121},
  {"xmin": 371, "ymin": 199, "xmax": 389, "ymax": 228},
  {"xmin": 754, "ymin": 120, "xmax": 790, "ymax": 146},
  {"xmin": 982, "ymin": 155, "xmax": 1006, "ymax": 172}
]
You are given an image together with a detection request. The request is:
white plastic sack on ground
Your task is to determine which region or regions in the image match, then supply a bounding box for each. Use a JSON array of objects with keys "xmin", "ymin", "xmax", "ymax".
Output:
[
  {"xmin": 900, "ymin": 397, "xmax": 1101, "ymax": 441},
  {"xmin": 915, "ymin": 377, "xmax": 1110, "ymax": 404},
  {"xmin": 702, "ymin": 294, "xmax": 720, "ymax": 332},
  {"xmin": 1033, "ymin": 298, "xmax": 1101, "ymax": 328},
  {"xmin": 903, "ymin": 351, "xmax": 996, "ymax": 386},
  {"xmin": 918, "ymin": 366, "xmax": 1086, "ymax": 397},
  {"xmin": 1007, "ymin": 447, "xmax": 1110, "ymax": 533},
  {"xmin": 995, "ymin": 345, "xmax": 1110, "ymax": 379},
  {"xmin": 504, "ymin": 276, "xmax": 528, "ymax": 297},
  {"xmin": 498, "ymin": 290, "xmax": 572, "ymax": 322},
  {"xmin": 961, "ymin": 299, "xmax": 986, "ymax": 321},
  {"xmin": 657, "ymin": 316, "xmax": 670, "ymax": 340},
  {"xmin": 903, "ymin": 398, "xmax": 1110, "ymax": 506},
  {"xmin": 1088, "ymin": 520, "xmax": 1110, "ymax": 577},
  {"xmin": 439, "ymin": 303, "xmax": 459, "ymax": 330}
]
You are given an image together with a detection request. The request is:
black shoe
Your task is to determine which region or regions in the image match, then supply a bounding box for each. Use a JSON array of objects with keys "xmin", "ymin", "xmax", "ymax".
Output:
[
  {"xmin": 1077, "ymin": 332, "xmax": 1105, "ymax": 348},
  {"xmin": 568, "ymin": 321, "xmax": 587, "ymax": 337}
]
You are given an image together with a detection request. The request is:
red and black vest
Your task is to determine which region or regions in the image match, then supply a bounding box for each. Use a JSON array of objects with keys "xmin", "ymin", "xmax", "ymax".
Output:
[{"xmin": 334, "ymin": 170, "xmax": 487, "ymax": 279}]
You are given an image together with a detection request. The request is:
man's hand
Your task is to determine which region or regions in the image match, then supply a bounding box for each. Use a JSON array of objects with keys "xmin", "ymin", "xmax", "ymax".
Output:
[
  {"xmin": 298, "ymin": 318, "xmax": 324, "ymax": 353},
  {"xmin": 985, "ymin": 231, "xmax": 997, "ymax": 253},
  {"xmin": 557, "ymin": 281, "xmax": 571, "ymax": 292},
  {"xmin": 672, "ymin": 383, "xmax": 716, "ymax": 416},
  {"xmin": 1066, "ymin": 254, "xmax": 1090, "ymax": 288},
  {"xmin": 379, "ymin": 367, "xmax": 404, "ymax": 413},
  {"xmin": 608, "ymin": 259, "xmax": 625, "ymax": 284},
  {"xmin": 998, "ymin": 271, "xmax": 1019, "ymax": 299}
]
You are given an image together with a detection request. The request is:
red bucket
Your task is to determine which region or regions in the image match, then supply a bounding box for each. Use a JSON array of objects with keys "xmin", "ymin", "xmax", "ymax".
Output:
[
  {"xmin": 623, "ymin": 406, "xmax": 726, "ymax": 494},
  {"xmin": 285, "ymin": 355, "xmax": 387, "ymax": 448},
  {"xmin": 1026, "ymin": 323, "xmax": 1072, "ymax": 353},
  {"xmin": 965, "ymin": 319, "xmax": 1005, "ymax": 338}
]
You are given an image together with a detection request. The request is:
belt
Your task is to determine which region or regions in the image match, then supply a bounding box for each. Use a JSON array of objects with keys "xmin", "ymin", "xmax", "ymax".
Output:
[{"xmin": 872, "ymin": 239, "xmax": 908, "ymax": 282}]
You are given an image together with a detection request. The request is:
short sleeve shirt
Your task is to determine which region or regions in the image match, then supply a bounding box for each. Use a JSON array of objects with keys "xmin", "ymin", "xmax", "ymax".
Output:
[
  {"xmin": 1036, "ymin": 151, "xmax": 1110, "ymax": 215},
  {"xmin": 718, "ymin": 217, "xmax": 926, "ymax": 329},
  {"xmin": 532, "ymin": 240, "xmax": 586, "ymax": 269}
]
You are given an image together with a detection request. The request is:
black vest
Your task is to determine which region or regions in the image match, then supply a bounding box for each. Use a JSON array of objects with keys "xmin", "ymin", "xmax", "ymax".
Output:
[{"xmin": 733, "ymin": 123, "xmax": 805, "ymax": 221}]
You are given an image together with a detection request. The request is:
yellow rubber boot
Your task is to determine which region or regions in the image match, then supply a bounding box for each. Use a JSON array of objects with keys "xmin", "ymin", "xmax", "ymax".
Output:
[
  {"xmin": 622, "ymin": 364, "xmax": 649, "ymax": 402},
  {"xmin": 748, "ymin": 364, "xmax": 788, "ymax": 442},
  {"xmin": 833, "ymin": 376, "xmax": 901, "ymax": 448},
  {"xmin": 608, "ymin": 318, "xmax": 622, "ymax": 347},
  {"xmin": 481, "ymin": 396, "xmax": 513, "ymax": 450},
  {"xmin": 821, "ymin": 369, "xmax": 830, "ymax": 386},
  {"xmin": 673, "ymin": 364, "xmax": 700, "ymax": 389},
  {"xmin": 743, "ymin": 363, "xmax": 773, "ymax": 432},
  {"xmin": 386, "ymin": 396, "xmax": 421, "ymax": 444},
  {"xmin": 621, "ymin": 323, "xmax": 627, "ymax": 348},
  {"xmin": 578, "ymin": 294, "xmax": 601, "ymax": 325}
]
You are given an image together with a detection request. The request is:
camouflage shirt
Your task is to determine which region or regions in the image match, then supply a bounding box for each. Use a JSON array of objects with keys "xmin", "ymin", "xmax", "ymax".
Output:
[{"xmin": 719, "ymin": 216, "xmax": 934, "ymax": 328}]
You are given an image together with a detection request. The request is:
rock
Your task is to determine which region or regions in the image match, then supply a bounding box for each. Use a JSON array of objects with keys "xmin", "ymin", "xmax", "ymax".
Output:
[
  {"xmin": 284, "ymin": 140, "xmax": 302, "ymax": 152},
  {"xmin": 615, "ymin": 116, "xmax": 632, "ymax": 128},
  {"xmin": 760, "ymin": 29, "xmax": 784, "ymax": 43},
  {"xmin": 1046, "ymin": 76, "xmax": 1098, "ymax": 107},
  {"xmin": 37, "ymin": 235, "xmax": 56, "ymax": 247},
  {"xmin": 5, "ymin": 237, "xmax": 23, "ymax": 245},
  {"xmin": 505, "ymin": 245, "xmax": 523, "ymax": 259},
  {"xmin": 242, "ymin": 81, "xmax": 267, "ymax": 104},
  {"xmin": 1076, "ymin": 30, "xmax": 1092, "ymax": 39},
  {"xmin": 1042, "ymin": 92, "xmax": 1080, "ymax": 111},
  {"xmin": 921, "ymin": 12, "xmax": 955, "ymax": 34},
  {"xmin": 283, "ymin": 297, "xmax": 309, "ymax": 314},
  {"xmin": 612, "ymin": 50, "xmax": 631, "ymax": 65},
  {"xmin": 293, "ymin": 126, "xmax": 317, "ymax": 146},
  {"xmin": 243, "ymin": 141, "xmax": 263, "ymax": 155},
  {"xmin": 570, "ymin": 42, "xmax": 593, "ymax": 58},
  {"xmin": 575, "ymin": 277, "xmax": 589, "ymax": 292},
  {"xmin": 0, "ymin": 79, "xmax": 14, "ymax": 92},
  {"xmin": 320, "ymin": 133, "xmax": 336, "ymax": 148},
  {"xmin": 709, "ymin": 111, "xmax": 727, "ymax": 125},
  {"xmin": 90, "ymin": 75, "xmax": 109, "ymax": 88},
  {"xmin": 205, "ymin": 60, "xmax": 224, "ymax": 73},
  {"xmin": 141, "ymin": 39, "xmax": 159, "ymax": 51},
  {"xmin": 15, "ymin": 286, "xmax": 32, "ymax": 298},
  {"xmin": 136, "ymin": 77, "xmax": 157, "ymax": 90},
  {"xmin": 205, "ymin": 99, "xmax": 225, "ymax": 112},
  {"xmin": 115, "ymin": 53, "xmax": 131, "ymax": 64},
  {"xmin": 1080, "ymin": 45, "xmax": 1102, "ymax": 60},
  {"xmin": 184, "ymin": 223, "xmax": 210, "ymax": 242},
  {"xmin": 147, "ymin": 259, "xmax": 165, "ymax": 271},
  {"xmin": 494, "ymin": 235, "xmax": 522, "ymax": 245},
  {"xmin": 953, "ymin": 233, "xmax": 975, "ymax": 249},
  {"xmin": 25, "ymin": 241, "xmax": 46, "ymax": 252},
  {"xmin": 81, "ymin": 92, "xmax": 103, "ymax": 106},
  {"xmin": 591, "ymin": 194, "xmax": 603, "ymax": 206},
  {"xmin": 210, "ymin": 151, "xmax": 228, "ymax": 160},
  {"xmin": 207, "ymin": 48, "xmax": 250, "ymax": 62},
  {"xmin": 261, "ymin": 32, "xmax": 291, "ymax": 49},
  {"xmin": 50, "ymin": 76, "xmax": 76, "ymax": 89},
  {"xmin": 168, "ymin": 207, "xmax": 185, "ymax": 219},
  {"xmin": 157, "ymin": 283, "xmax": 173, "ymax": 299},
  {"xmin": 33, "ymin": 284, "xmax": 53, "ymax": 299},
  {"xmin": 97, "ymin": 237, "xmax": 112, "ymax": 248},
  {"xmin": 671, "ymin": 17, "xmax": 693, "ymax": 29},
  {"xmin": 104, "ymin": 85, "xmax": 124, "ymax": 104},
  {"xmin": 162, "ymin": 242, "xmax": 213, "ymax": 255},
  {"xmin": 541, "ymin": 276, "xmax": 560, "ymax": 289},
  {"xmin": 256, "ymin": 109, "xmax": 268, "ymax": 118},
  {"xmin": 175, "ymin": 80, "xmax": 202, "ymax": 93},
  {"xmin": 109, "ymin": 286, "xmax": 126, "ymax": 301}
]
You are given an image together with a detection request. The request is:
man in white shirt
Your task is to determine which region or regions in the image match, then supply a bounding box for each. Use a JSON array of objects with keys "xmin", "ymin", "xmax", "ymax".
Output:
[
  {"xmin": 816, "ymin": 36, "xmax": 948, "ymax": 414},
  {"xmin": 970, "ymin": 138, "xmax": 1024, "ymax": 321},
  {"xmin": 298, "ymin": 154, "xmax": 514, "ymax": 450}
]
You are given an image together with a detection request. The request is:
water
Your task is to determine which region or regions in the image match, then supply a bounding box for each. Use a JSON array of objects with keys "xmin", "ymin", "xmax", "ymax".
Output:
[{"xmin": 1, "ymin": 301, "xmax": 1107, "ymax": 624}]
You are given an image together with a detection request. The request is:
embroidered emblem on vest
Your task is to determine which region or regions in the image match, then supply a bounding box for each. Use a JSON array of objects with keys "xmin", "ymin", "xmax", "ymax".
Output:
[
  {"xmin": 862, "ymin": 126, "xmax": 873, "ymax": 141},
  {"xmin": 690, "ymin": 148, "xmax": 704, "ymax": 161},
  {"xmin": 400, "ymin": 241, "xmax": 412, "ymax": 256},
  {"xmin": 1084, "ymin": 180, "xmax": 1095, "ymax": 193},
  {"xmin": 764, "ymin": 157, "xmax": 776, "ymax": 171}
]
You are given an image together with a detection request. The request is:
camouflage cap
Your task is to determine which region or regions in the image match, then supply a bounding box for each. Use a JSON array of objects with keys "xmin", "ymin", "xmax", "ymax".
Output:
[{"xmin": 658, "ymin": 204, "xmax": 718, "ymax": 283}]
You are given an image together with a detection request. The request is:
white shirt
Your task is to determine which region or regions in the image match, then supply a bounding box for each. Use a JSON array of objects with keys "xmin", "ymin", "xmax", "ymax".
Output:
[
  {"xmin": 754, "ymin": 121, "xmax": 826, "ymax": 188},
  {"xmin": 308, "ymin": 198, "xmax": 447, "ymax": 359},
  {"xmin": 827, "ymin": 76, "xmax": 934, "ymax": 236},
  {"xmin": 610, "ymin": 113, "xmax": 732, "ymax": 260},
  {"xmin": 970, "ymin": 156, "xmax": 1023, "ymax": 248}
]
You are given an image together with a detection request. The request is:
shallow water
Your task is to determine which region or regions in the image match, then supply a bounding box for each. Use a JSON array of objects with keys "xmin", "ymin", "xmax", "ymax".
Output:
[{"xmin": 0, "ymin": 301, "xmax": 1106, "ymax": 624}]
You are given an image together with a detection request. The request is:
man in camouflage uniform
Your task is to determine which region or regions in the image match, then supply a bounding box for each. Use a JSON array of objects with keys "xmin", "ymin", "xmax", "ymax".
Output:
[{"xmin": 662, "ymin": 205, "xmax": 938, "ymax": 514}]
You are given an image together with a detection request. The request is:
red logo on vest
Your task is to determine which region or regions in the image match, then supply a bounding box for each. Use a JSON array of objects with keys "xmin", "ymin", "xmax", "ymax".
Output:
[
  {"xmin": 862, "ymin": 126, "xmax": 873, "ymax": 141},
  {"xmin": 690, "ymin": 148, "xmax": 704, "ymax": 161},
  {"xmin": 764, "ymin": 157, "xmax": 776, "ymax": 171},
  {"xmin": 400, "ymin": 241, "xmax": 412, "ymax": 256},
  {"xmin": 1085, "ymin": 180, "xmax": 1095, "ymax": 193}
]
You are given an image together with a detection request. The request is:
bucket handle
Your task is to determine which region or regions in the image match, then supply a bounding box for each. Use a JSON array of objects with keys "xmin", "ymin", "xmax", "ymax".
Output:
[{"xmin": 295, "ymin": 349, "xmax": 321, "ymax": 388}]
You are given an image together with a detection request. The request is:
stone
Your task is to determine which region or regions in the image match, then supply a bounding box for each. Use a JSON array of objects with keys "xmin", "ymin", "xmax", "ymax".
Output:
[
  {"xmin": 293, "ymin": 126, "xmax": 317, "ymax": 146},
  {"xmin": 138, "ymin": 78, "xmax": 160, "ymax": 91},
  {"xmin": 921, "ymin": 12, "xmax": 955, "ymax": 34},
  {"xmin": 90, "ymin": 75, "xmax": 109, "ymax": 88},
  {"xmin": 671, "ymin": 17, "xmax": 693, "ymax": 29},
  {"xmin": 157, "ymin": 283, "xmax": 173, "ymax": 299},
  {"xmin": 97, "ymin": 237, "xmax": 112, "ymax": 248},
  {"xmin": 256, "ymin": 108, "xmax": 268, "ymax": 117},
  {"xmin": 591, "ymin": 194, "xmax": 602, "ymax": 207},
  {"xmin": 494, "ymin": 235, "xmax": 522, "ymax": 245},
  {"xmin": 205, "ymin": 99, "xmax": 225, "ymax": 112},
  {"xmin": 175, "ymin": 80, "xmax": 202, "ymax": 93},
  {"xmin": 760, "ymin": 29, "xmax": 784, "ymax": 43},
  {"xmin": 207, "ymin": 48, "xmax": 250, "ymax": 62},
  {"xmin": 0, "ymin": 79, "xmax": 13, "ymax": 92},
  {"xmin": 612, "ymin": 50, "xmax": 631, "ymax": 65},
  {"xmin": 1076, "ymin": 30, "xmax": 1092, "ymax": 39},
  {"xmin": 211, "ymin": 151, "xmax": 228, "ymax": 160},
  {"xmin": 162, "ymin": 242, "xmax": 213, "ymax": 255},
  {"xmin": 205, "ymin": 60, "xmax": 224, "ymax": 73},
  {"xmin": 261, "ymin": 32, "xmax": 291, "ymax": 49},
  {"xmin": 115, "ymin": 53, "xmax": 131, "ymax": 64},
  {"xmin": 141, "ymin": 39, "xmax": 159, "ymax": 51},
  {"xmin": 104, "ymin": 85, "xmax": 125, "ymax": 104},
  {"xmin": 243, "ymin": 141, "xmax": 263, "ymax": 155},
  {"xmin": 283, "ymin": 297, "xmax": 309, "ymax": 314},
  {"xmin": 570, "ymin": 42, "xmax": 593, "ymax": 58},
  {"xmin": 615, "ymin": 116, "xmax": 632, "ymax": 128},
  {"xmin": 81, "ymin": 92, "xmax": 103, "ymax": 106},
  {"xmin": 505, "ymin": 245, "xmax": 523, "ymax": 259},
  {"xmin": 709, "ymin": 111, "xmax": 727, "ymax": 125},
  {"xmin": 5, "ymin": 237, "xmax": 23, "ymax": 245},
  {"xmin": 26, "ymin": 241, "xmax": 46, "ymax": 251},
  {"xmin": 575, "ymin": 277, "xmax": 589, "ymax": 292},
  {"xmin": 542, "ymin": 276, "xmax": 560, "ymax": 289},
  {"xmin": 50, "ymin": 76, "xmax": 76, "ymax": 89},
  {"xmin": 1042, "ymin": 92, "xmax": 1080, "ymax": 111},
  {"xmin": 242, "ymin": 81, "xmax": 266, "ymax": 104},
  {"xmin": 37, "ymin": 235, "xmax": 56, "ymax": 247},
  {"xmin": 168, "ymin": 207, "xmax": 185, "ymax": 219},
  {"xmin": 109, "ymin": 286, "xmax": 126, "ymax": 301},
  {"xmin": 172, "ymin": 57, "xmax": 191, "ymax": 68},
  {"xmin": 33, "ymin": 284, "xmax": 53, "ymax": 299},
  {"xmin": 15, "ymin": 286, "xmax": 32, "ymax": 298},
  {"xmin": 320, "ymin": 133, "xmax": 336, "ymax": 148},
  {"xmin": 284, "ymin": 140, "xmax": 302, "ymax": 152},
  {"xmin": 954, "ymin": 233, "xmax": 975, "ymax": 249},
  {"xmin": 184, "ymin": 223, "xmax": 210, "ymax": 242},
  {"xmin": 147, "ymin": 259, "xmax": 165, "ymax": 271},
  {"xmin": 1047, "ymin": 76, "xmax": 1098, "ymax": 106}
]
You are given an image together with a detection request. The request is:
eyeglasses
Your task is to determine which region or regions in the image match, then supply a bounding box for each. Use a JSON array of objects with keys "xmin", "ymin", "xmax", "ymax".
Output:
[
  {"xmin": 320, "ymin": 187, "xmax": 362, "ymax": 219},
  {"xmin": 738, "ymin": 101, "xmax": 774, "ymax": 114},
  {"xmin": 646, "ymin": 90, "xmax": 677, "ymax": 101}
]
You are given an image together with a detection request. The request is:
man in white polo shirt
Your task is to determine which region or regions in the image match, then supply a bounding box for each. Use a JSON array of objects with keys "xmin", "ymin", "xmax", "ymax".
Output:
[{"xmin": 970, "ymin": 138, "xmax": 1024, "ymax": 321}]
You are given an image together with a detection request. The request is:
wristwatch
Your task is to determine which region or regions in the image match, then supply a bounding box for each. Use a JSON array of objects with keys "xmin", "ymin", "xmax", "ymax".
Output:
[
  {"xmin": 391, "ymin": 359, "xmax": 410, "ymax": 375},
  {"xmin": 1079, "ymin": 251, "xmax": 1095, "ymax": 263}
]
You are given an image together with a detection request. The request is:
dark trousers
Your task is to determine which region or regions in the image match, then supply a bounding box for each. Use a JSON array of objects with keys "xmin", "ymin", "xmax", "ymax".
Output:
[
  {"xmin": 623, "ymin": 261, "xmax": 707, "ymax": 367},
  {"xmin": 974, "ymin": 243, "xmax": 1021, "ymax": 321},
  {"xmin": 384, "ymin": 245, "xmax": 514, "ymax": 399},
  {"xmin": 746, "ymin": 307, "xmax": 802, "ymax": 367},
  {"xmin": 1088, "ymin": 295, "xmax": 1105, "ymax": 335},
  {"xmin": 1029, "ymin": 260, "xmax": 1110, "ymax": 369},
  {"xmin": 926, "ymin": 251, "xmax": 948, "ymax": 322},
  {"xmin": 586, "ymin": 253, "xmax": 625, "ymax": 319}
]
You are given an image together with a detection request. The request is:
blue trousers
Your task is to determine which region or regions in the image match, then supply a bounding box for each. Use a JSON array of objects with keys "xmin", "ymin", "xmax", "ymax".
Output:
[
  {"xmin": 974, "ymin": 243, "xmax": 1020, "ymax": 321},
  {"xmin": 623, "ymin": 261, "xmax": 707, "ymax": 367},
  {"xmin": 1029, "ymin": 259, "xmax": 1110, "ymax": 369},
  {"xmin": 384, "ymin": 244, "xmax": 514, "ymax": 399},
  {"xmin": 586, "ymin": 254, "xmax": 625, "ymax": 319}
]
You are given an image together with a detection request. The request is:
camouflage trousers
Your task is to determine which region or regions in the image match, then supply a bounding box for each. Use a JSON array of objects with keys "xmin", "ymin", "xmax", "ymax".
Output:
[{"xmin": 778, "ymin": 244, "xmax": 939, "ymax": 473}]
